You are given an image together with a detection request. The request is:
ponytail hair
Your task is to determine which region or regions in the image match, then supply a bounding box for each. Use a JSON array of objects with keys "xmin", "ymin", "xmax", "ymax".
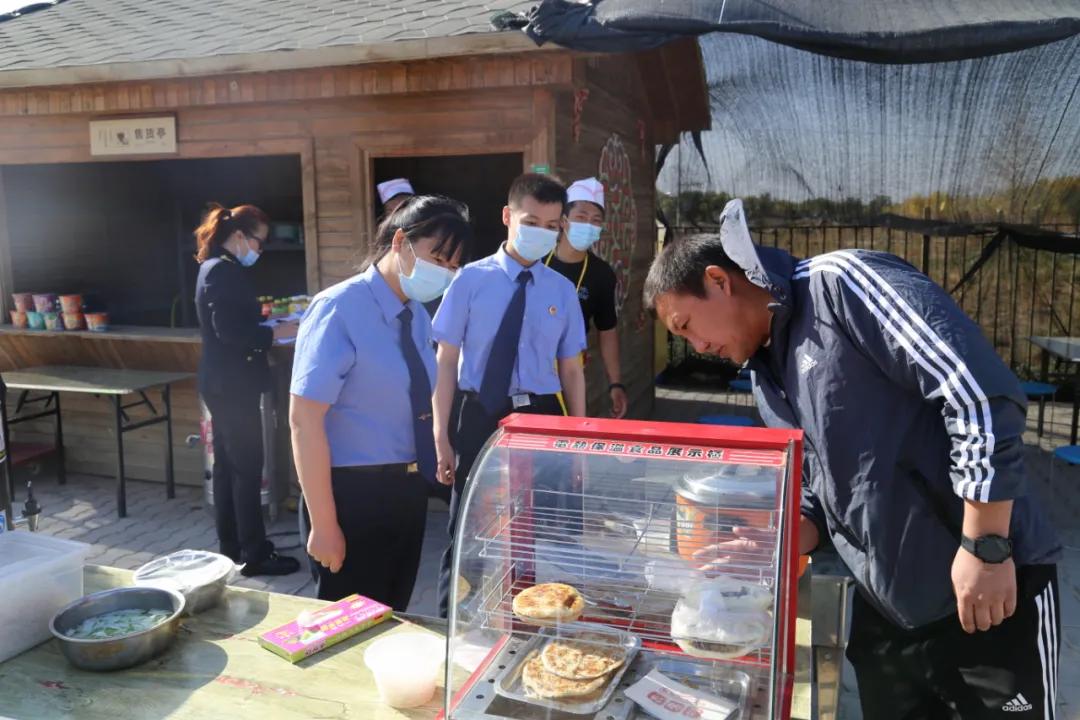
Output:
[
  {"xmin": 195, "ymin": 203, "xmax": 270, "ymax": 263},
  {"xmin": 361, "ymin": 195, "xmax": 475, "ymax": 270}
]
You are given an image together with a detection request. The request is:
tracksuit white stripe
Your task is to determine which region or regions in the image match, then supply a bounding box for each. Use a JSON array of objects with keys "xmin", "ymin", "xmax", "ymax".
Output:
[
  {"xmin": 794, "ymin": 253, "xmax": 993, "ymax": 499},
  {"xmin": 793, "ymin": 254, "xmax": 992, "ymax": 498},
  {"xmin": 836, "ymin": 252, "xmax": 996, "ymax": 500},
  {"xmin": 1036, "ymin": 589, "xmax": 1052, "ymax": 720},
  {"xmin": 1048, "ymin": 585, "xmax": 1059, "ymax": 717}
]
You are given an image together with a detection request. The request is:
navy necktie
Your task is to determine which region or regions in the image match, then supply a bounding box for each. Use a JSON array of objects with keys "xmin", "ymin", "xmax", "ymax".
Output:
[
  {"xmin": 398, "ymin": 306, "xmax": 436, "ymax": 483},
  {"xmin": 478, "ymin": 269, "xmax": 532, "ymax": 415}
]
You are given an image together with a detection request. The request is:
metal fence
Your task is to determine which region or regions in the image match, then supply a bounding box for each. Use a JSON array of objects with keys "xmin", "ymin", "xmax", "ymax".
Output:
[{"xmin": 665, "ymin": 223, "xmax": 1080, "ymax": 382}]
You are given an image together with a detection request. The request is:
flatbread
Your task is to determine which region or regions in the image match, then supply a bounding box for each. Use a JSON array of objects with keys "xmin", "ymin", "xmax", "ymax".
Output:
[
  {"xmin": 540, "ymin": 634, "xmax": 626, "ymax": 680},
  {"xmin": 512, "ymin": 583, "xmax": 585, "ymax": 625},
  {"xmin": 520, "ymin": 655, "xmax": 608, "ymax": 699},
  {"xmin": 456, "ymin": 575, "xmax": 471, "ymax": 600}
]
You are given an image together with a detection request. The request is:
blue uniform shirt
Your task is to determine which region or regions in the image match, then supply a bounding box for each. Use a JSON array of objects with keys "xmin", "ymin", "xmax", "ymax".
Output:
[
  {"xmin": 433, "ymin": 244, "xmax": 587, "ymax": 396},
  {"xmin": 290, "ymin": 265, "xmax": 435, "ymax": 468}
]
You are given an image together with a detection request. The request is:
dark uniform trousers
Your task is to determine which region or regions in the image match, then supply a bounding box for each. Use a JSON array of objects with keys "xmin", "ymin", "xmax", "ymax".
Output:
[
  {"xmin": 437, "ymin": 391, "xmax": 562, "ymax": 617},
  {"xmin": 203, "ymin": 390, "xmax": 268, "ymax": 564},
  {"xmin": 848, "ymin": 563, "xmax": 1060, "ymax": 719},
  {"xmin": 299, "ymin": 464, "xmax": 428, "ymax": 611}
]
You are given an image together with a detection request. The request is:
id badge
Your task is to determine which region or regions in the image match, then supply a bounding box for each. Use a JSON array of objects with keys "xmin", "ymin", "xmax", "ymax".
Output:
[{"xmin": 512, "ymin": 393, "xmax": 532, "ymax": 409}]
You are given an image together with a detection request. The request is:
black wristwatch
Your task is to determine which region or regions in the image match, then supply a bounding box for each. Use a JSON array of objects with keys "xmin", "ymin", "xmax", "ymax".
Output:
[{"xmin": 960, "ymin": 533, "xmax": 1013, "ymax": 564}]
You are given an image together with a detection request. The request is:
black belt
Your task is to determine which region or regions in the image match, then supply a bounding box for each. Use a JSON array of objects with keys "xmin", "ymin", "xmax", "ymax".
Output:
[
  {"xmin": 462, "ymin": 391, "xmax": 558, "ymax": 404},
  {"xmin": 332, "ymin": 463, "xmax": 412, "ymax": 476}
]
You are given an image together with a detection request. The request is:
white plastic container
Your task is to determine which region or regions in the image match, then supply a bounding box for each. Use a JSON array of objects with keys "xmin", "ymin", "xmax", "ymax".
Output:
[
  {"xmin": 0, "ymin": 532, "xmax": 89, "ymax": 663},
  {"xmin": 364, "ymin": 632, "xmax": 445, "ymax": 708}
]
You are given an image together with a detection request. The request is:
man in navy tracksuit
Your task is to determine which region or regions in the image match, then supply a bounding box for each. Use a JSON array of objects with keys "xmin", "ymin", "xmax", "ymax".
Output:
[{"xmin": 645, "ymin": 200, "xmax": 1062, "ymax": 719}]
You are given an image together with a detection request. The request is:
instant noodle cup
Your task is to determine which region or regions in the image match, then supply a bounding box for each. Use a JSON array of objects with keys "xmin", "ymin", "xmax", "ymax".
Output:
[
  {"xmin": 10, "ymin": 310, "xmax": 27, "ymax": 328},
  {"xmin": 43, "ymin": 312, "xmax": 63, "ymax": 331},
  {"xmin": 26, "ymin": 311, "xmax": 45, "ymax": 330},
  {"xmin": 62, "ymin": 312, "xmax": 85, "ymax": 331},
  {"xmin": 11, "ymin": 293, "xmax": 33, "ymax": 312},
  {"xmin": 59, "ymin": 294, "xmax": 83, "ymax": 314},
  {"xmin": 32, "ymin": 293, "xmax": 58, "ymax": 313},
  {"xmin": 86, "ymin": 312, "xmax": 110, "ymax": 332}
]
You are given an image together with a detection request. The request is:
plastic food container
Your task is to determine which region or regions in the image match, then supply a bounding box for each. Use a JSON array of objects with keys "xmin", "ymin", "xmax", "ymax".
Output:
[
  {"xmin": 364, "ymin": 632, "xmax": 445, "ymax": 708},
  {"xmin": 10, "ymin": 310, "xmax": 27, "ymax": 328},
  {"xmin": 86, "ymin": 312, "xmax": 109, "ymax": 332},
  {"xmin": 63, "ymin": 312, "xmax": 85, "ymax": 330},
  {"xmin": 59, "ymin": 294, "xmax": 83, "ymax": 314},
  {"xmin": 32, "ymin": 293, "xmax": 58, "ymax": 313},
  {"xmin": 43, "ymin": 312, "xmax": 63, "ymax": 331},
  {"xmin": 26, "ymin": 311, "xmax": 45, "ymax": 330},
  {"xmin": 673, "ymin": 466, "xmax": 778, "ymax": 561},
  {"xmin": 133, "ymin": 550, "xmax": 237, "ymax": 615},
  {"xmin": 0, "ymin": 532, "xmax": 90, "ymax": 663},
  {"xmin": 11, "ymin": 293, "xmax": 33, "ymax": 312}
]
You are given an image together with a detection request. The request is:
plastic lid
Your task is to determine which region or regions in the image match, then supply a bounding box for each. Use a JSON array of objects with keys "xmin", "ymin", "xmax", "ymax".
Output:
[
  {"xmin": 133, "ymin": 550, "xmax": 235, "ymax": 594},
  {"xmin": 674, "ymin": 466, "xmax": 776, "ymax": 509}
]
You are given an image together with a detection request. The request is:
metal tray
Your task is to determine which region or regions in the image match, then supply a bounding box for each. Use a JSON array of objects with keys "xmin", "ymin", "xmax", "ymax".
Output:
[{"xmin": 494, "ymin": 624, "xmax": 641, "ymax": 715}]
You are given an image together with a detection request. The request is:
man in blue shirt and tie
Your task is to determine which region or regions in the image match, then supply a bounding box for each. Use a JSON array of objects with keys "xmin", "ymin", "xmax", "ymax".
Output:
[{"xmin": 432, "ymin": 173, "xmax": 587, "ymax": 616}]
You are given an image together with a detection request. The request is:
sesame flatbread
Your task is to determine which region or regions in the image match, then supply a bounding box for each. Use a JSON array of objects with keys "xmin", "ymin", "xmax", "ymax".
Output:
[
  {"xmin": 540, "ymin": 633, "xmax": 626, "ymax": 680},
  {"xmin": 512, "ymin": 583, "xmax": 585, "ymax": 625},
  {"xmin": 456, "ymin": 575, "xmax": 471, "ymax": 600},
  {"xmin": 520, "ymin": 655, "xmax": 608, "ymax": 699}
]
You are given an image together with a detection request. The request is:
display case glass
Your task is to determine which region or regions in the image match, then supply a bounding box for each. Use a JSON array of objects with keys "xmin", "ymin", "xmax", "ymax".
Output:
[{"xmin": 444, "ymin": 415, "xmax": 803, "ymax": 720}]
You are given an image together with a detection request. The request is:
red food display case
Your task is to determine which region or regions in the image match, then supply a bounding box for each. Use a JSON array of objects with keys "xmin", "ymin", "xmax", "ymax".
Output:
[{"xmin": 443, "ymin": 414, "xmax": 803, "ymax": 719}]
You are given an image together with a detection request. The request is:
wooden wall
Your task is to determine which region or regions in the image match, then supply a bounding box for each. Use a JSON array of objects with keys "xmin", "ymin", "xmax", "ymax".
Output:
[
  {"xmin": 0, "ymin": 53, "xmax": 573, "ymax": 487},
  {"xmin": 553, "ymin": 55, "xmax": 660, "ymax": 418}
]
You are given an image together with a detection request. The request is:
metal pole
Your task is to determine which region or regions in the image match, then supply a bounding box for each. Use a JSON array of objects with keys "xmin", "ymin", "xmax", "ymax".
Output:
[{"xmin": 921, "ymin": 206, "xmax": 932, "ymax": 275}]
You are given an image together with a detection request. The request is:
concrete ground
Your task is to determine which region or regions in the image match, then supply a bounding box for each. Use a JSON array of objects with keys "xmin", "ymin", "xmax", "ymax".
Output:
[{"xmin": 17, "ymin": 385, "xmax": 1080, "ymax": 718}]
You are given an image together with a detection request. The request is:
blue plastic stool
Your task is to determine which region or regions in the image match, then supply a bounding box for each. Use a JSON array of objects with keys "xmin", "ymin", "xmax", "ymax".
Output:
[
  {"xmin": 729, "ymin": 379, "xmax": 753, "ymax": 393},
  {"xmin": 698, "ymin": 415, "xmax": 755, "ymax": 427},
  {"xmin": 1021, "ymin": 381, "xmax": 1058, "ymax": 437}
]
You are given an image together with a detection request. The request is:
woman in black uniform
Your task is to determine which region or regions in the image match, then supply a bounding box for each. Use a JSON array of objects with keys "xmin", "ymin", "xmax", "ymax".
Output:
[{"xmin": 194, "ymin": 203, "xmax": 300, "ymax": 577}]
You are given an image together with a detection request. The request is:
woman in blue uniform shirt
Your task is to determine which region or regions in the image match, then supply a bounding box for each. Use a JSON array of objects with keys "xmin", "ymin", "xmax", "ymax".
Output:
[{"xmin": 289, "ymin": 196, "xmax": 474, "ymax": 608}]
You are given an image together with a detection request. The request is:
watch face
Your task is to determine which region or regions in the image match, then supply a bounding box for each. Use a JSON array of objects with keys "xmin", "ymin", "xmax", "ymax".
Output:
[{"xmin": 976, "ymin": 535, "xmax": 1013, "ymax": 563}]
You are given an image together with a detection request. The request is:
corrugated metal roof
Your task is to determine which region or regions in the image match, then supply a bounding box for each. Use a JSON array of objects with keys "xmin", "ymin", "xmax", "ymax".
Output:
[{"xmin": 0, "ymin": 1, "xmax": 536, "ymax": 72}]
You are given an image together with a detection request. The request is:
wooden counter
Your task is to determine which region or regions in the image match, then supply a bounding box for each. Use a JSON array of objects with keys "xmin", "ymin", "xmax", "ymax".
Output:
[{"xmin": 0, "ymin": 565, "xmax": 822, "ymax": 720}]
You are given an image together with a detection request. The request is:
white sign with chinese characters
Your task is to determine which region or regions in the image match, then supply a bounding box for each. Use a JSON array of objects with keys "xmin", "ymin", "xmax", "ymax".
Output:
[{"xmin": 89, "ymin": 116, "xmax": 177, "ymax": 156}]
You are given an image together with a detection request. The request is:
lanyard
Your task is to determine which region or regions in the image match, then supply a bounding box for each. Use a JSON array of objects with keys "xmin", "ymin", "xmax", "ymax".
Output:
[{"xmin": 545, "ymin": 250, "xmax": 588, "ymax": 292}]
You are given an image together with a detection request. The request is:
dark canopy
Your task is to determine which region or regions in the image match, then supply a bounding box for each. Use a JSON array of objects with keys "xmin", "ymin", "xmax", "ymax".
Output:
[{"xmin": 507, "ymin": 0, "xmax": 1080, "ymax": 64}]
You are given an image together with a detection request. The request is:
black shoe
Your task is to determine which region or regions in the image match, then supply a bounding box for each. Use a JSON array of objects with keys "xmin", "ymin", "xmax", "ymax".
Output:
[{"xmin": 241, "ymin": 551, "xmax": 301, "ymax": 577}]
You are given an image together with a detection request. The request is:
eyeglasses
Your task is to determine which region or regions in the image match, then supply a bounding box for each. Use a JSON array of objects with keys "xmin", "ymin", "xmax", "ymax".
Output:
[{"xmin": 246, "ymin": 232, "xmax": 268, "ymax": 251}]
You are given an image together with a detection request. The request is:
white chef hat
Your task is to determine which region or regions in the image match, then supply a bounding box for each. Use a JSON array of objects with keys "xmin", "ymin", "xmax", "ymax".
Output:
[
  {"xmin": 377, "ymin": 178, "xmax": 414, "ymax": 204},
  {"xmin": 567, "ymin": 177, "xmax": 605, "ymax": 209}
]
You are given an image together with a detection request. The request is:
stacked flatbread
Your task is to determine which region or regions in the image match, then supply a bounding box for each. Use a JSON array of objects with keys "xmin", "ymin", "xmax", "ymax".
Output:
[
  {"xmin": 521, "ymin": 633, "xmax": 627, "ymax": 703},
  {"xmin": 512, "ymin": 583, "xmax": 585, "ymax": 626}
]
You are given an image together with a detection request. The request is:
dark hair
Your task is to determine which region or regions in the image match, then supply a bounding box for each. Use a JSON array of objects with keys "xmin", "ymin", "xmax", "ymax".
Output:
[
  {"xmin": 195, "ymin": 203, "xmax": 269, "ymax": 263},
  {"xmin": 567, "ymin": 200, "xmax": 605, "ymax": 217},
  {"xmin": 642, "ymin": 233, "xmax": 742, "ymax": 311},
  {"xmin": 508, "ymin": 173, "xmax": 567, "ymax": 212},
  {"xmin": 363, "ymin": 195, "xmax": 476, "ymax": 270}
]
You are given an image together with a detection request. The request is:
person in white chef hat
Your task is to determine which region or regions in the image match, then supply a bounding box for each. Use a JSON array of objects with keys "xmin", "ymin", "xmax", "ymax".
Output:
[
  {"xmin": 377, "ymin": 178, "xmax": 415, "ymax": 216},
  {"xmin": 543, "ymin": 177, "xmax": 627, "ymax": 418}
]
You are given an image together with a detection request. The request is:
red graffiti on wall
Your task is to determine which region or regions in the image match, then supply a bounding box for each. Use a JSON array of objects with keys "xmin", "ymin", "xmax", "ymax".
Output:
[{"xmin": 596, "ymin": 134, "xmax": 637, "ymax": 316}]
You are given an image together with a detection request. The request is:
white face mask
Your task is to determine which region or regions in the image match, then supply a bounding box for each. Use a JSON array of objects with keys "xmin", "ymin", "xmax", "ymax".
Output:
[
  {"xmin": 236, "ymin": 233, "xmax": 261, "ymax": 267},
  {"xmin": 566, "ymin": 221, "xmax": 602, "ymax": 251},
  {"xmin": 397, "ymin": 242, "xmax": 455, "ymax": 303},
  {"xmin": 513, "ymin": 224, "xmax": 560, "ymax": 262}
]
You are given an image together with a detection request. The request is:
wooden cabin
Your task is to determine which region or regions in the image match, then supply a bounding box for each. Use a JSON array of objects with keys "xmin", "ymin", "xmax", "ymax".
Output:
[{"xmin": 0, "ymin": 2, "xmax": 709, "ymax": 492}]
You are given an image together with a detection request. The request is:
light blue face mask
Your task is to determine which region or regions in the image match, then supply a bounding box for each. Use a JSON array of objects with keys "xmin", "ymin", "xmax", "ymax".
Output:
[
  {"xmin": 513, "ymin": 224, "xmax": 560, "ymax": 262},
  {"xmin": 236, "ymin": 236, "xmax": 261, "ymax": 267},
  {"xmin": 398, "ymin": 242, "xmax": 455, "ymax": 303},
  {"xmin": 567, "ymin": 222, "xmax": 602, "ymax": 251}
]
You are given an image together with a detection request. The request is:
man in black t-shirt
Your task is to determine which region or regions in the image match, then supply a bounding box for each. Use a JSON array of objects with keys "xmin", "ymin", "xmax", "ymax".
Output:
[{"xmin": 545, "ymin": 177, "xmax": 627, "ymax": 417}]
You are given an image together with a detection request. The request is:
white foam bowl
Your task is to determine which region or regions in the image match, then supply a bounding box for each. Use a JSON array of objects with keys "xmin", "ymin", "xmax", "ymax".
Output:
[{"xmin": 364, "ymin": 632, "xmax": 445, "ymax": 708}]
